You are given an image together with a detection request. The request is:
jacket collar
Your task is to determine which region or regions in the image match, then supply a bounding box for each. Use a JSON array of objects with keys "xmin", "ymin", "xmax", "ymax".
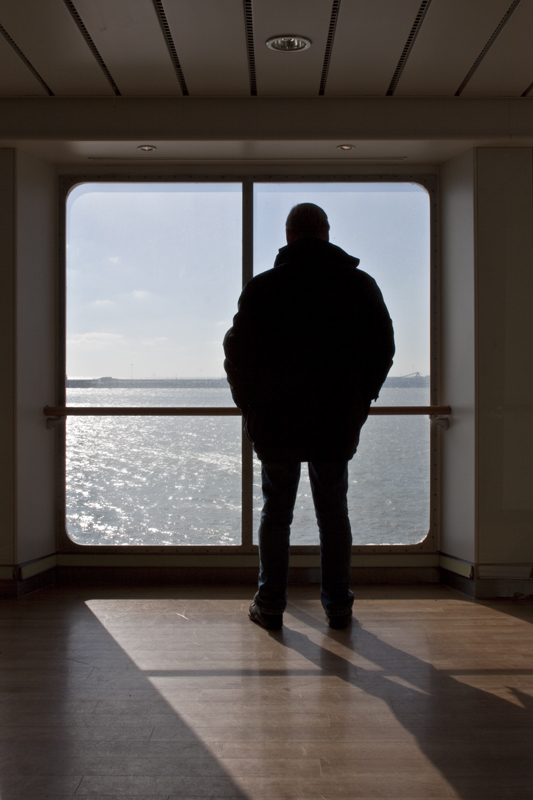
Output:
[{"xmin": 274, "ymin": 237, "xmax": 360, "ymax": 268}]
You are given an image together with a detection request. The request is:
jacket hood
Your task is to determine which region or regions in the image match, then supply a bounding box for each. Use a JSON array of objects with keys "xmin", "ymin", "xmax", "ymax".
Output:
[{"xmin": 274, "ymin": 237, "xmax": 360, "ymax": 269}]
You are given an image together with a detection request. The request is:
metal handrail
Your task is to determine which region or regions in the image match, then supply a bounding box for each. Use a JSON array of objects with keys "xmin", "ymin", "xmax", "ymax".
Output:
[{"xmin": 44, "ymin": 405, "xmax": 452, "ymax": 417}]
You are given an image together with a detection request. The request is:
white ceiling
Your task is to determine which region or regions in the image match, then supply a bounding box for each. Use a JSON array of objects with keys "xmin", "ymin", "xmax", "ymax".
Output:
[
  {"xmin": 1, "ymin": 0, "xmax": 532, "ymax": 165},
  {"xmin": 0, "ymin": 137, "xmax": 518, "ymax": 168},
  {"xmin": 394, "ymin": 0, "xmax": 514, "ymax": 97},
  {"xmin": 327, "ymin": 0, "xmax": 422, "ymax": 96},
  {"xmin": 1, "ymin": 0, "xmax": 532, "ymax": 99}
]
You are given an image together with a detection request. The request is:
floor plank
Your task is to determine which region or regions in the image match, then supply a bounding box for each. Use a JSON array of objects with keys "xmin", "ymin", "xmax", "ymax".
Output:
[{"xmin": 0, "ymin": 583, "xmax": 532, "ymax": 798}]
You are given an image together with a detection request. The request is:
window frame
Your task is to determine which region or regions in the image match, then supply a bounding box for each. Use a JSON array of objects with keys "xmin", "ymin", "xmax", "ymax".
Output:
[{"xmin": 56, "ymin": 173, "xmax": 439, "ymax": 556}]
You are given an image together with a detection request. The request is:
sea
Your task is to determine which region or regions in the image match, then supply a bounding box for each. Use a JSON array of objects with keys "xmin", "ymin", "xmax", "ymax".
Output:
[{"xmin": 66, "ymin": 386, "xmax": 430, "ymax": 547}]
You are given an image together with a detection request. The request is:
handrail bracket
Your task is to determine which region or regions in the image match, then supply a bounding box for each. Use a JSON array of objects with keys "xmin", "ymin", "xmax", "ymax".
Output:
[
  {"xmin": 430, "ymin": 415, "xmax": 450, "ymax": 430},
  {"xmin": 46, "ymin": 416, "xmax": 65, "ymax": 430}
]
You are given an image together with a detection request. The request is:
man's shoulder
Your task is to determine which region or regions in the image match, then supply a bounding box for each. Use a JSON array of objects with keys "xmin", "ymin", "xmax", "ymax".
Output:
[
  {"xmin": 350, "ymin": 266, "xmax": 378, "ymax": 287},
  {"xmin": 241, "ymin": 267, "xmax": 277, "ymax": 296}
]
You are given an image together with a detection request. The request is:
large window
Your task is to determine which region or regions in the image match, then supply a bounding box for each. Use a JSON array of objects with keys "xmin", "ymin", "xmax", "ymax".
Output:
[
  {"xmin": 66, "ymin": 183, "xmax": 240, "ymax": 545},
  {"xmin": 64, "ymin": 178, "xmax": 433, "ymax": 548},
  {"xmin": 253, "ymin": 183, "xmax": 431, "ymax": 545}
]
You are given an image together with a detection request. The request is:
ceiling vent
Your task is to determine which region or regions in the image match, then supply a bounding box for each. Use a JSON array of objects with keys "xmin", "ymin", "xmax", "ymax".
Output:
[
  {"xmin": 243, "ymin": 0, "xmax": 258, "ymax": 96},
  {"xmin": 152, "ymin": 0, "xmax": 189, "ymax": 96},
  {"xmin": 319, "ymin": 0, "xmax": 341, "ymax": 96},
  {"xmin": 63, "ymin": 0, "xmax": 121, "ymax": 95},
  {"xmin": 0, "ymin": 22, "xmax": 53, "ymax": 95},
  {"xmin": 386, "ymin": 0, "xmax": 432, "ymax": 96},
  {"xmin": 455, "ymin": 0, "xmax": 523, "ymax": 96}
]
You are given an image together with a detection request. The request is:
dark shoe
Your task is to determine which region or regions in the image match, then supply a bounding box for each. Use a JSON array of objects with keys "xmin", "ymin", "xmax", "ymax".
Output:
[
  {"xmin": 249, "ymin": 602, "xmax": 282, "ymax": 631},
  {"xmin": 327, "ymin": 611, "xmax": 353, "ymax": 630}
]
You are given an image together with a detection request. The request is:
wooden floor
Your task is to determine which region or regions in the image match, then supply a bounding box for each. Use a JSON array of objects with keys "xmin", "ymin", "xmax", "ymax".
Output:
[{"xmin": 0, "ymin": 583, "xmax": 532, "ymax": 799}]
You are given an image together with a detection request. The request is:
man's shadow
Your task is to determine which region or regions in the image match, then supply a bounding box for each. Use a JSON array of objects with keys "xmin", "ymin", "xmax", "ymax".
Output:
[{"xmin": 274, "ymin": 601, "xmax": 533, "ymax": 799}]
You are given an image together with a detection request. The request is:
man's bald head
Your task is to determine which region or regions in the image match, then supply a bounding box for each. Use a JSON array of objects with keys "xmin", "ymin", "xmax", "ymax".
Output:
[{"xmin": 285, "ymin": 203, "xmax": 330, "ymax": 244}]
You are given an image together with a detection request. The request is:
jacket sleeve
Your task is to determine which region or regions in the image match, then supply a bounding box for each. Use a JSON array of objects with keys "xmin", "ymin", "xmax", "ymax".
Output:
[
  {"xmin": 223, "ymin": 280, "xmax": 261, "ymax": 412},
  {"xmin": 361, "ymin": 277, "xmax": 395, "ymax": 401}
]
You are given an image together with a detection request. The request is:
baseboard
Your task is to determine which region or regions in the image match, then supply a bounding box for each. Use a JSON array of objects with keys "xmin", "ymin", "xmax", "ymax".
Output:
[
  {"xmin": 0, "ymin": 561, "xmax": 445, "ymax": 595},
  {"xmin": 439, "ymin": 567, "xmax": 475, "ymax": 597},
  {"xmin": 352, "ymin": 567, "xmax": 439, "ymax": 584},
  {"xmin": 473, "ymin": 578, "xmax": 533, "ymax": 599},
  {"xmin": 2, "ymin": 562, "xmax": 530, "ymax": 599},
  {"xmin": 439, "ymin": 567, "xmax": 533, "ymax": 599},
  {"xmin": 0, "ymin": 567, "xmax": 58, "ymax": 598},
  {"xmin": 57, "ymin": 566, "xmax": 259, "ymax": 585},
  {"xmin": 56, "ymin": 564, "xmax": 439, "ymax": 587}
]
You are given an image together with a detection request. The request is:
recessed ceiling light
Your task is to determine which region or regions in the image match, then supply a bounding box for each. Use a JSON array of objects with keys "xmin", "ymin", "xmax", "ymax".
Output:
[
  {"xmin": 337, "ymin": 144, "xmax": 355, "ymax": 151},
  {"xmin": 266, "ymin": 35, "xmax": 311, "ymax": 52},
  {"xmin": 137, "ymin": 145, "xmax": 156, "ymax": 152}
]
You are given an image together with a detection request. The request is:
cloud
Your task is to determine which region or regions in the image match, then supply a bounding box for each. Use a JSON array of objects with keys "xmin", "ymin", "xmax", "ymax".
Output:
[
  {"xmin": 132, "ymin": 290, "xmax": 149, "ymax": 299},
  {"xmin": 67, "ymin": 332, "xmax": 126, "ymax": 351},
  {"xmin": 108, "ymin": 256, "xmax": 120, "ymax": 263},
  {"xmin": 141, "ymin": 337, "xmax": 168, "ymax": 346},
  {"xmin": 92, "ymin": 299, "xmax": 115, "ymax": 307}
]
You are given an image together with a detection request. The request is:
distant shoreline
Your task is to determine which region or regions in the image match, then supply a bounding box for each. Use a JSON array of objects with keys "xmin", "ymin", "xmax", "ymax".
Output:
[{"xmin": 66, "ymin": 374, "xmax": 430, "ymax": 389}]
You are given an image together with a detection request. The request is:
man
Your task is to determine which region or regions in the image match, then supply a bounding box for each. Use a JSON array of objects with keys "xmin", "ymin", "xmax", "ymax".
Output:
[{"xmin": 223, "ymin": 203, "xmax": 394, "ymax": 630}]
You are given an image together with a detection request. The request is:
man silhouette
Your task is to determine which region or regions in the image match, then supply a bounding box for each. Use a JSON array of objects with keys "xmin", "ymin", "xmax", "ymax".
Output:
[{"xmin": 224, "ymin": 203, "xmax": 394, "ymax": 630}]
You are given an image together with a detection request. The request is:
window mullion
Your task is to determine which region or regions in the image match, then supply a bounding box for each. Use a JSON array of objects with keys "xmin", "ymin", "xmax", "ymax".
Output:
[{"xmin": 241, "ymin": 180, "xmax": 254, "ymax": 550}]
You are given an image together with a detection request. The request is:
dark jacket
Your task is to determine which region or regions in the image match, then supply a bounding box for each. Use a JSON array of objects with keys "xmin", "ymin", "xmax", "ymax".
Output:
[{"xmin": 223, "ymin": 237, "xmax": 395, "ymax": 462}]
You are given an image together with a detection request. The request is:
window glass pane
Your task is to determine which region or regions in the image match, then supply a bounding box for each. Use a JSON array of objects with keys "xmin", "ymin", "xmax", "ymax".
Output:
[
  {"xmin": 252, "ymin": 183, "xmax": 430, "ymax": 545},
  {"xmin": 66, "ymin": 183, "xmax": 241, "ymax": 545},
  {"xmin": 67, "ymin": 183, "xmax": 241, "ymax": 386},
  {"xmin": 67, "ymin": 415, "xmax": 241, "ymax": 545}
]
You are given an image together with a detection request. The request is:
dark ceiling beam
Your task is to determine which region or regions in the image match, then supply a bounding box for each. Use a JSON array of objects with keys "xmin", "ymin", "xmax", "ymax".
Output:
[{"xmin": 0, "ymin": 97, "xmax": 531, "ymax": 141}]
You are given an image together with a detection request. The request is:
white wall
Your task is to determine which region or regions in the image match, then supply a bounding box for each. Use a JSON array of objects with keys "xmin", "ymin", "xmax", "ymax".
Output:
[
  {"xmin": 15, "ymin": 151, "xmax": 57, "ymax": 563},
  {"xmin": 476, "ymin": 148, "xmax": 533, "ymax": 568},
  {"xmin": 440, "ymin": 149, "xmax": 477, "ymax": 563},
  {"xmin": 0, "ymin": 149, "xmax": 56, "ymax": 572},
  {"xmin": 440, "ymin": 147, "xmax": 533, "ymax": 577}
]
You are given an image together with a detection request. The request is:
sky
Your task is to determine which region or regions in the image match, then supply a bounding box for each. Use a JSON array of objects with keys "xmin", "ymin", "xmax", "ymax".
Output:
[{"xmin": 67, "ymin": 181, "xmax": 430, "ymax": 378}]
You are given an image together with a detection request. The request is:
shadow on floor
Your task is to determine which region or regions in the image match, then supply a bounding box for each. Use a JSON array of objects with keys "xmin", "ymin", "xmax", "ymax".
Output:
[
  {"xmin": 0, "ymin": 585, "xmax": 250, "ymax": 798},
  {"xmin": 279, "ymin": 598, "xmax": 533, "ymax": 799}
]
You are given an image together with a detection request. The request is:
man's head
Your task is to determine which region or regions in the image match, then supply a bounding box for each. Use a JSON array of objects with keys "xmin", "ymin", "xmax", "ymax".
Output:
[{"xmin": 285, "ymin": 203, "xmax": 330, "ymax": 244}]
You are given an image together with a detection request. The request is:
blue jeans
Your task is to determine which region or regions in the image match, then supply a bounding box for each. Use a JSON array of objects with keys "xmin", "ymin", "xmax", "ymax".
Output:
[{"xmin": 254, "ymin": 460, "xmax": 354, "ymax": 616}]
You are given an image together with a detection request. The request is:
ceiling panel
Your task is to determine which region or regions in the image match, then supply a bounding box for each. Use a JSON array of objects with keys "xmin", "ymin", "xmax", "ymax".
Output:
[
  {"xmin": 0, "ymin": 35, "xmax": 48, "ymax": 96},
  {"xmin": 462, "ymin": 1, "xmax": 533, "ymax": 97},
  {"xmin": 70, "ymin": 138, "xmax": 486, "ymax": 165},
  {"xmin": 326, "ymin": 0, "xmax": 421, "ymax": 96},
  {"xmin": 0, "ymin": 0, "xmax": 113, "ymax": 95},
  {"xmin": 164, "ymin": 0, "xmax": 250, "ymax": 96},
  {"xmin": 253, "ymin": 0, "xmax": 332, "ymax": 96},
  {"xmin": 73, "ymin": 0, "xmax": 181, "ymax": 96},
  {"xmin": 10, "ymin": 138, "xmax": 492, "ymax": 166},
  {"xmin": 396, "ymin": 0, "xmax": 513, "ymax": 96}
]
